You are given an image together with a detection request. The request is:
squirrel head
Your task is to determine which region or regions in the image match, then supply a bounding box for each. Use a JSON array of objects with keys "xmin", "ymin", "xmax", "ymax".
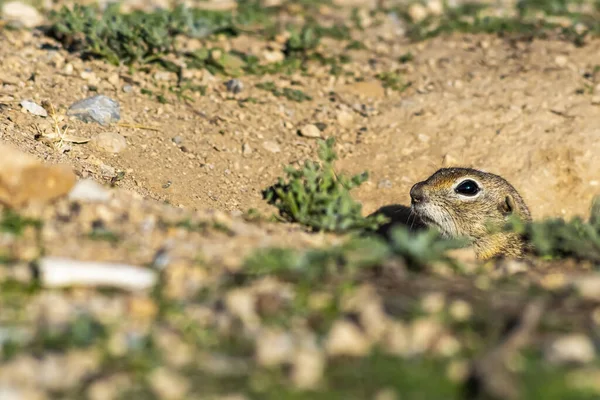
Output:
[{"xmin": 410, "ymin": 168, "xmax": 531, "ymax": 246}]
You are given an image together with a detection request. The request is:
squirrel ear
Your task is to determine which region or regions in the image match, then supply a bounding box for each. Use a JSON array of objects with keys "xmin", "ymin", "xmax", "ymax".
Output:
[{"xmin": 500, "ymin": 194, "xmax": 517, "ymax": 215}]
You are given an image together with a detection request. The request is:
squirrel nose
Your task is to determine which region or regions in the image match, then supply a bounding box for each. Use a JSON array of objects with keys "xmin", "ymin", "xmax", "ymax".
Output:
[{"xmin": 410, "ymin": 182, "xmax": 427, "ymax": 204}]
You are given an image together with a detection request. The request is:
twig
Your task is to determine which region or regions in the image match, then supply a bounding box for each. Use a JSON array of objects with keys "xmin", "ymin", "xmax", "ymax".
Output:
[{"xmin": 116, "ymin": 122, "xmax": 161, "ymax": 131}]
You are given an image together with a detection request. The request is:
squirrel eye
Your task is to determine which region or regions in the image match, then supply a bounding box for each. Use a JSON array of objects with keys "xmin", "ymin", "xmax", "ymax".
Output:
[{"xmin": 455, "ymin": 179, "xmax": 480, "ymax": 196}]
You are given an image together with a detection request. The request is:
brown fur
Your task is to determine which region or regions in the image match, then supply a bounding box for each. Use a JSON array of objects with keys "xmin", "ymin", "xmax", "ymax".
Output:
[{"xmin": 410, "ymin": 168, "xmax": 531, "ymax": 260}]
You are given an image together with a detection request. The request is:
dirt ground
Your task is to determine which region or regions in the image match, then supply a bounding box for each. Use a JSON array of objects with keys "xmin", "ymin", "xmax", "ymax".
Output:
[
  {"xmin": 5, "ymin": 3, "xmax": 600, "ymax": 398},
  {"xmin": 2, "ymin": 26, "xmax": 600, "ymax": 222}
]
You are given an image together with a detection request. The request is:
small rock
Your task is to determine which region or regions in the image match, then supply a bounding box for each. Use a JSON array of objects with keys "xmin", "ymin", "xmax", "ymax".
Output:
[
  {"xmin": 0, "ymin": 144, "xmax": 76, "ymax": 208},
  {"xmin": 36, "ymin": 350, "xmax": 100, "ymax": 391},
  {"xmin": 448, "ymin": 299, "xmax": 472, "ymax": 322},
  {"xmin": 442, "ymin": 153, "xmax": 458, "ymax": 167},
  {"xmin": 122, "ymin": 85, "xmax": 133, "ymax": 93},
  {"xmin": 67, "ymin": 95, "xmax": 120, "ymax": 126},
  {"xmin": 262, "ymin": 141, "xmax": 281, "ymax": 153},
  {"xmin": 408, "ymin": 3, "xmax": 428, "ymax": 22},
  {"xmin": 408, "ymin": 318, "xmax": 443, "ymax": 356},
  {"xmin": 291, "ymin": 345, "xmax": 325, "ymax": 389},
  {"xmin": 149, "ymin": 368, "xmax": 190, "ymax": 400},
  {"xmin": 591, "ymin": 96, "xmax": 600, "ymax": 105},
  {"xmin": 433, "ymin": 333, "xmax": 461, "ymax": 357},
  {"xmin": 325, "ymin": 319, "xmax": 371, "ymax": 356},
  {"xmin": 299, "ymin": 124, "xmax": 321, "ymax": 138},
  {"xmin": 545, "ymin": 334, "xmax": 596, "ymax": 365},
  {"xmin": 225, "ymin": 79, "xmax": 244, "ymax": 94},
  {"xmin": 92, "ymin": 132, "xmax": 127, "ymax": 153},
  {"xmin": 20, "ymin": 100, "xmax": 47, "ymax": 117},
  {"xmin": 336, "ymin": 110, "xmax": 354, "ymax": 128},
  {"xmin": 225, "ymin": 288, "xmax": 259, "ymax": 328},
  {"xmin": 154, "ymin": 71, "xmax": 173, "ymax": 81},
  {"xmin": 427, "ymin": 0, "xmax": 444, "ymax": 15},
  {"xmin": 68, "ymin": 179, "xmax": 110, "ymax": 202},
  {"xmin": 571, "ymin": 274, "xmax": 600, "ymax": 301},
  {"xmin": 255, "ymin": 329, "xmax": 294, "ymax": 367},
  {"xmin": 555, "ymin": 55, "xmax": 568, "ymax": 67},
  {"xmin": 242, "ymin": 143, "xmax": 252, "ymax": 155},
  {"xmin": 421, "ymin": 292, "xmax": 445, "ymax": 314},
  {"xmin": 1, "ymin": 1, "xmax": 43, "ymax": 28},
  {"xmin": 262, "ymin": 49, "xmax": 285, "ymax": 64},
  {"xmin": 172, "ymin": 136, "xmax": 183, "ymax": 145},
  {"xmin": 87, "ymin": 374, "xmax": 130, "ymax": 400},
  {"xmin": 383, "ymin": 321, "xmax": 410, "ymax": 356}
]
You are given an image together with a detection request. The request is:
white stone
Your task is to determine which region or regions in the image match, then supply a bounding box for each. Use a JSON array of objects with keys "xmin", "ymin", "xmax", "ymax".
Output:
[
  {"xmin": 1, "ymin": 1, "xmax": 43, "ymax": 28},
  {"xmin": 545, "ymin": 334, "xmax": 596, "ymax": 365},
  {"xmin": 68, "ymin": 179, "xmax": 110, "ymax": 202}
]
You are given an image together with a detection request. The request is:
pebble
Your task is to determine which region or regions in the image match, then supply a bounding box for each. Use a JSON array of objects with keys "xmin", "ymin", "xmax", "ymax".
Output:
[
  {"xmin": 255, "ymin": 329, "xmax": 294, "ymax": 367},
  {"xmin": 555, "ymin": 55, "xmax": 568, "ymax": 67},
  {"xmin": 427, "ymin": 0, "xmax": 444, "ymax": 15},
  {"xmin": 68, "ymin": 179, "xmax": 110, "ymax": 203},
  {"xmin": 225, "ymin": 79, "xmax": 244, "ymax": 94},
  {"xmin": 149, "ymin": 368, "xmax": 190, "ymax": 400},
  {"xmin": 408, "ymin": 318, "xmax": 443, "ymax": 356},
  {"xmin": 448, "ymin": 299, "xmax": 472, "ymax": 322},
  {"xmin": 336, "ymin": 110, "xmax": 354, "ymax": 128},
  {"xmin": 325, "ymin": 319, "xmax": 371, "ymax": 356},
  {"xmin": 383, "ymin": 321, "xmax": 410, "ymax": 356},
  {"xmin": 122, "ymin": 85, "xmax": 133, "ymax": 93},
  {"xmin": 591, "ymin": 96, "xmax": 600, "ymax": 105},
  {"xmin": 545, "ymin": 334, "xmax": 596, "ymax": 365},
  {"xmin": 20, "ymin": 100, "xmax": 47, "ymax": 117},
  {"xmin": 291, "ymin": 345, "xmax": 325, "ymax": 389},
  {"xmin": 262, "ymin": 49, "xmax": 285, "ymax": 64},
  {"xmin": 262, "ymin": 141, "xmax": 281, "ymax": 153},
  {"xmin": 67, "ymin": 95, "xmax": 121, "ymax": 126},
  {"xmin": 1, "ymin": 1, "xmax": 43, "ymax": 28},
  {"xmin": 299, "ymin": 124, "xmax": 322, "ymax": 138},
  {"xmin": 225, "ymin": 288, "xmax": 259, "ymax": 328},
  {"xmin": 172, "ymin": 136, "xmax": 183, "ymax": 145},
  {"xmin": 408, "ymin": 3, "xmax": 428, "ymax": 22},
  {"xmin": 92, "ymin": 132, "xmax": 127, "ymax": 153},
  {"xmin": 0, "ymin": 143, "xmax": 76, "ymax": 208},
  {"xmin": 242, "ymin": 143, "xmax": 252, "ymax": 155},
  {"xmin": 570, "ymin": 274, "xmax": 600, "ymax": 301}
]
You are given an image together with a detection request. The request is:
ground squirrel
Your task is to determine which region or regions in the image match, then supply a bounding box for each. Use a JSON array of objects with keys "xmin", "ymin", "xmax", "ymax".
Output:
[{"xmin": 410, "ymin": 168, "xmax": 531, "ymax": 260}]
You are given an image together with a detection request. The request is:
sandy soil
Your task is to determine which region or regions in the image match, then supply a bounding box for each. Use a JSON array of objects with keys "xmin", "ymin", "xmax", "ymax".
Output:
[{"xmin": 2, "ymin": 28, "xmax": 599, "ymax": 222}]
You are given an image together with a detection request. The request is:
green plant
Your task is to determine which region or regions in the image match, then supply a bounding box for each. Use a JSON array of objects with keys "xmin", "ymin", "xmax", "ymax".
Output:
[
  {"xmin": 0, "ymin": 210, "xmax": 42, "ymax": 236},
  {"xmin": 47, "ymin": 3, "xmax": 263, "ymax": 67},
  {"xmin": 263, "ymin": 137, "xmax": 387, "ymax": 232},
  {"xmin": 388, "ymin": 225, "xmax": 468, "ymax": 269},
  {"xmin": 376, "ymin": 71, "xmax": 411, "ymax": 92},
  {"xmin": 244, "ymin": 236, "xmax": 390, "ymax": 282},
  {"xmin": 507, "ymin": 197, "xmax": 600, "ymax": 262}
]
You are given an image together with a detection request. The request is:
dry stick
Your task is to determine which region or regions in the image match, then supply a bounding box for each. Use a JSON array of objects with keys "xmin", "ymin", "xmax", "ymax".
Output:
[{"xmin": 116, "ymin": 122, "xmax": 161, "ymax": 131}]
